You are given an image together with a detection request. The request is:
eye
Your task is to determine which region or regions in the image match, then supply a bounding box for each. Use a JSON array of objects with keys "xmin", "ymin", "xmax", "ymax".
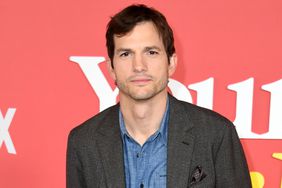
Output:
[
  {"xmin": 120, "ymin": 51, "xmax": 130, "ymax": 57},
  {"xmin": 147, "ymin": 50, "xmax": 159, "ymax": 55}
]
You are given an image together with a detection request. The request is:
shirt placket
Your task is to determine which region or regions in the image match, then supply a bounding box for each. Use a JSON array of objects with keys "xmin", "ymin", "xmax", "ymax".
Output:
[{"xmin": 136, "ymin": 143, "xmax": 147, "ymax": 188}]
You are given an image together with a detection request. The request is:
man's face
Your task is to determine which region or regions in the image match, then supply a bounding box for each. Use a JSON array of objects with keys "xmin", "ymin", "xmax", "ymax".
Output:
[{"xmin": 108, "ymin": 21, "xmax": 177, "ymax": 101}]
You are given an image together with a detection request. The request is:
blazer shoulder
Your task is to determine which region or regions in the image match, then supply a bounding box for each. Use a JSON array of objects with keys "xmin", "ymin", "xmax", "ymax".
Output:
[
  {"xmin": 171, "ymin": 96, "xmax": 234, "ymax": 131},
  {"xmin": 187, "ymin": 102, "xmax": 232, "ymax": 126},
  {"xmin": 68, "ymin": 104, "xmax": 119, "ymax": 142},
  {"xmin": 171, "ymin": 96, "xmax": 240, "ymax": 150}
]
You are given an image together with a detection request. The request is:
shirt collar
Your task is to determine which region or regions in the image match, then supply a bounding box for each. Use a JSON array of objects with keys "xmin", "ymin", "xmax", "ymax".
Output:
[{"xmin": 119, "ymin": 97, "xmax": 169, "ymax": 146}]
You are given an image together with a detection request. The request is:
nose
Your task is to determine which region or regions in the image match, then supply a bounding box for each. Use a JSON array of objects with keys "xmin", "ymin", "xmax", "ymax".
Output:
[{"xmin": 132, "ymin": 54, "xmax": 147, "ymax": 73}]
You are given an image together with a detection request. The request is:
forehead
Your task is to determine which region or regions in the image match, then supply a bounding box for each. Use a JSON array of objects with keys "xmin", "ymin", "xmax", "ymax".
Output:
[{"xmin": 113, "ymin": 21, "xmax": 164, "ymax": 49}]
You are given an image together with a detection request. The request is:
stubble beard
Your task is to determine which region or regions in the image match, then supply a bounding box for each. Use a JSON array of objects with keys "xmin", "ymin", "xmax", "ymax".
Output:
[{"xmin": 116, "ymin": 78, "xmax": 168, "ymax": 101}]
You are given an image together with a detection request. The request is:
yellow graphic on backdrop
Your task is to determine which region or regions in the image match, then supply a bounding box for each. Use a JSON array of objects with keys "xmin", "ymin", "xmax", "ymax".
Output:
[
  {"xmin": 272, "ymin": 153, "xmax": 282, "ymax": 188},
  {"xmin": 273, "ymin": 153, "xmax": 282, "ymax": 160},
  {"xmin": 251, "ymin": 172, "xmax": 265, "ymax": 188},
  {"xmin": 250, "ymin": 153, "xmax": 282, "ymax": 188}
]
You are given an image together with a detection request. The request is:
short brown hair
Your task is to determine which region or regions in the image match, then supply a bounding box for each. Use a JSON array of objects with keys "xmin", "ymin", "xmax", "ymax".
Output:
[{"xmin": 106, "ymin": 4, "xmax": 175, "ymax": 67}]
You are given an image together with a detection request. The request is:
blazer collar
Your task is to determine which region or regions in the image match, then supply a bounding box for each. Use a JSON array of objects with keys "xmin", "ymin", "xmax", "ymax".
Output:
[
  {"xmin": 96, "ymin": 104, "xmax": 126, "ymax": 188},
  {"xmin": 167, "ymin": 94, "xmax": 195, "ymax": 188}
]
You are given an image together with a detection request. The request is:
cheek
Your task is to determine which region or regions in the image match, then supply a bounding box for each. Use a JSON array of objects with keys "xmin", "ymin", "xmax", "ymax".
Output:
[
  {"xmin": 151, "ymin": 63, "xmax": 169, "ymax": 75},
  {"xmin": 114, "ymin": 67, "xmax": 129, "ymax": 80}
]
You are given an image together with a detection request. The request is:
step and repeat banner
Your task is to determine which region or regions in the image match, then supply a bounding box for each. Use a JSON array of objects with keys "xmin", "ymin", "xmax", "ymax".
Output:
[{"xmin": 0, "ymin": 0, "xmax": 281, "ymax": 187}]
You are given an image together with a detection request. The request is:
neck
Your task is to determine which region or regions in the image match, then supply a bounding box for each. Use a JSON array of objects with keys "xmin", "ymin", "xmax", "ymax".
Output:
[{"xmin": 120, "ymin": 92, "xmax": 168, "ymax": 145}]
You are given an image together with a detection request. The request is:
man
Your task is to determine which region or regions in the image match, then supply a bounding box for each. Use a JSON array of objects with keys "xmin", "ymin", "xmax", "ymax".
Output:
[{"xmin": 67, "ymin": 4, "xmax": 252, "ymax": 188}]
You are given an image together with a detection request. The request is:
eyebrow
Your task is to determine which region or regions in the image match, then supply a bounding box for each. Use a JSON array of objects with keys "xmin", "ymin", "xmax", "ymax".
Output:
[
  {"xmin": 144, "ymin": 46, "xmax": 162, "ymax": 51},
  {"xmin": 115, "ymin": 48, "xmax": 132, "ymax": 54},
  {"xmin": 115, "ymin": 46, "xmax": 162, "ymax": 54}
]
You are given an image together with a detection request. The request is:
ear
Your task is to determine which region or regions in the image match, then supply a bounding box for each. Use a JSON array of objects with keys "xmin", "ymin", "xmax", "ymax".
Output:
[
  {"xmin": 106, "ymin": 59, "xmax": 116, "ymax": 80},
  {"xmin": 168, "ymin": 53, "xmax": 177, "ymax": 77}
]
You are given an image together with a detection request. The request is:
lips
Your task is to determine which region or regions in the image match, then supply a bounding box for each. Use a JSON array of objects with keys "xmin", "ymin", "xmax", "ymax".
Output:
[{"xmin": 129, "ymin": 76, "xmax": 153, "ymax": 84}]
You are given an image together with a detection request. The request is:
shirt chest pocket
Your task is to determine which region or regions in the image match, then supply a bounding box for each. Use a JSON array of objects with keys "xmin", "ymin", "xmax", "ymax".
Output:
[{"xmin": 153, "ymin": 166, "xmax": 167, "ymax": 187}]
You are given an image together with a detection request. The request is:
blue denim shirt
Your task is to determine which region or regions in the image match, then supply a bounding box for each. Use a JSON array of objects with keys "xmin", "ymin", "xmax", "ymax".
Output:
[{"xmin": 119, "ymin": 101, "xmax": 169, "ymax": 188}]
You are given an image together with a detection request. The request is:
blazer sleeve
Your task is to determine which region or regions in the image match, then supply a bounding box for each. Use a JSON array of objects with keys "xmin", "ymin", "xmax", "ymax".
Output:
[
  {"xmin": 214, "ymin": 125, "xmax": 252, "ymax": 187},
  {"xmin": 66, "ymin": 130, "xmax": 86, "ymax": 188}
]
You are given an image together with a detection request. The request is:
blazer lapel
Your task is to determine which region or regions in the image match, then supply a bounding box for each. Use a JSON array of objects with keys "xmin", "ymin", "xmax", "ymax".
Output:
[
  {"xmin": 96, "ymin": 104, "xmax": 126, "ymax": 188},
  {"xmin": 167, "ymin": 95, "xmax": 195, "ymax": 188}
]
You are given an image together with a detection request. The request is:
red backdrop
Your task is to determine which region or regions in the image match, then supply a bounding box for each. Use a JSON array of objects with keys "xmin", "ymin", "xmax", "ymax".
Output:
[{"xmin": 0, "ymin": 0, "xmax": 281, "ymax": 187}]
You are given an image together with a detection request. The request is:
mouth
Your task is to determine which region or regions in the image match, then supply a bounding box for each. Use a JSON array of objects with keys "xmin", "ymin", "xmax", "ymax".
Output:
[{"xmin": 129, "ymin": 76, "xmax": 153, "ymax": 85}]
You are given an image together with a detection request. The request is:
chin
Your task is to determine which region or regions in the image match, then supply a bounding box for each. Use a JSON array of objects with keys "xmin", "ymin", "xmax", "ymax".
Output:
[
  {"xmin": 131, "ymin": 95, "xmax": 154, "ymax": 101},
  {"xmin": 129, "ymin": 89, "xmax": 166, "ymax": 101}
]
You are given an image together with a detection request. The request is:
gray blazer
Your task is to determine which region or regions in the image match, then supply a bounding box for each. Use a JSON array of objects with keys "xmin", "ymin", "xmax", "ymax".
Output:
[{"xmin": 67, "ymin": 95, "xmax": 252, "ymax": 188}]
